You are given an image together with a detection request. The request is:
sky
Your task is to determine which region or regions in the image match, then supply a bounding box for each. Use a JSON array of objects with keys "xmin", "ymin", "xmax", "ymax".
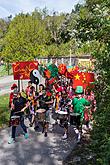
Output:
[{"xmin": 0, "ymin": 0, "xmax": 84, "ymax": 18}]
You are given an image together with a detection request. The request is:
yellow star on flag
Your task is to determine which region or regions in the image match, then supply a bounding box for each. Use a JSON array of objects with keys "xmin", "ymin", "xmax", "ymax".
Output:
[{"xmin": 74, "ymin": 74, "xmax": 80, "ymax": 80}]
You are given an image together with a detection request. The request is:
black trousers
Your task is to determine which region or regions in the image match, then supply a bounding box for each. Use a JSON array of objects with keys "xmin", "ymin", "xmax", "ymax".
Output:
[{"xmin": 12, "ymin": 115, "xmax": 27, "ymax": 139}]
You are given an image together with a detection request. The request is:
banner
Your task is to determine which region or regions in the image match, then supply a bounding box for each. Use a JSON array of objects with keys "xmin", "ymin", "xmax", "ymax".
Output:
[{"xmin": 12, "ymin": 61, "xmax": 38, "ymax": 80}]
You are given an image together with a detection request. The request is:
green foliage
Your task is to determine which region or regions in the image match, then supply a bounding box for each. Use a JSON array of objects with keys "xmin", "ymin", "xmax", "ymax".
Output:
[
  {"xmin": 2, "ymin": 12, "xmax": 51, "ymax": 62},
  {"xmin": 73, "ymin": 0, "xmax": 110, "ymax": 164},
  {"xmin": 0, "ymin": 94, "xmax": 10, "ymax": 127}
]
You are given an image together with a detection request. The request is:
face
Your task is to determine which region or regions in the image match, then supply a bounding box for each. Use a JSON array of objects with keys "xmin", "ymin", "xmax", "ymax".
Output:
[
  {"xmin": 39, "ymin": 85, "xmax": 43, "ymax": 91},
  {"xmin": 28, "ymin": 82, "xmax": 32, "ymax": 87},
  {"xmin": 17, "ymin": 93, "xmax": 21, "ymax": 98}
]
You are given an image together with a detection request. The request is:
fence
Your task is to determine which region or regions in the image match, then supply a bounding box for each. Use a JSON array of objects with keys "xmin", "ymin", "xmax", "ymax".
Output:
[{"xmin": 36, "ymin": 55, "xmax": 92, "ymax": 67}]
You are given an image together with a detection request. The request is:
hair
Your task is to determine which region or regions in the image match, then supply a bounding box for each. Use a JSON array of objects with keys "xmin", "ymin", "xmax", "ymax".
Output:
[
  {"xmin": 28, "ymin": 81, "xmax": 32, "ymax": 84},
  {"xmin": 39, "ymin": 84, "xmax": 45, "ymax": 90}
]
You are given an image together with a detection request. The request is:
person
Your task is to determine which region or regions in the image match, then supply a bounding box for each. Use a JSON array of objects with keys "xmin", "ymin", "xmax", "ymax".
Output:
[
  {"xmin": 58, "ymin": 90, "xmax": 71, "ymax": 140},
  {"xmin": 26, "ymin": 81, "xmax": 35, "ymax": 98},
  {"xmin": 71, "ymin": 86, "xmax": 90, "ymax": 143},
  {"xmin": 36, "ymin": 86, "xmax": 53, "ymax": 137},
  {"xmin": 34, "ymin": 84, "xmax": 45, "ymax": 130},
  {"xmin": 28, "ymin": 86, "xmax": 36, "ymax": 127},
  {"xmin": 8, "ymin": 92, "xmax": 29, "ymax": 144},
  {"xmin": 25, "ymin": 81, "xmax": 36, "ymax": 126},
  {"xmin": 9, "ymin": 83, "xmax": 18, "ymax": 108}
]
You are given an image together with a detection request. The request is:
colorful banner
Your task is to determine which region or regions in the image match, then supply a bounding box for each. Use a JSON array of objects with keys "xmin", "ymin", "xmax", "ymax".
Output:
[{"xmin": 12, "ymin": 61, "xmax": 38, "ymax": 80}]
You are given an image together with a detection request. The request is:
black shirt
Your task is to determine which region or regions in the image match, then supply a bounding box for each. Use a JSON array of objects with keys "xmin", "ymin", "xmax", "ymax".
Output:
[{"xmin": 12, "ymin": 96, "xmax": 27, "ymax": 116}]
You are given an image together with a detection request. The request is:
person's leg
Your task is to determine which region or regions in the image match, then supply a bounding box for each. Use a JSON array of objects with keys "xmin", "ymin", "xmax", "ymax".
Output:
[
  {"xmin": 34, "ymin": 113, "xmax": 39, "ymax": 130},
  {"xmin": 20, "ymin": 116, "xmax": 27, "ymax": 133},
  {"xmin": 44, "ymin": 122, "xmax": 49, "ymax": 137},
  {"xmin": 44, "ymin": 110, "xmax": 50, "ymax": 137},
  {"xmin": 12, "ymin": 126, "xmax": 16, "ymax": 139},
  {"xmin": 20, "ymin": 115, "xmax": 29, "ymax": 139},
  {"xmin": 62, "ymin": 120, "xmax": 68, "ymax": 139},
  {"xmin": 8, "ymin": 126, "xmax": 16, "ymax": 144},
  {"xmin": 30, "ymin": 114, "xmax": 35, "ymax": 127}
]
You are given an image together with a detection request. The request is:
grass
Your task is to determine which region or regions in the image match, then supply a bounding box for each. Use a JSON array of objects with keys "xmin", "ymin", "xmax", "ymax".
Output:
[{"xmin": 0, "ymin": 94, "xmax": 10, "ymax": 128}]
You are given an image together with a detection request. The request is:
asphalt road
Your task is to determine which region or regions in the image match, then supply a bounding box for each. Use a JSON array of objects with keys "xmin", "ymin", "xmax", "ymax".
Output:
[{"xmin": 0, "ymin": 119, "xmax": 77, "ymax": 165}]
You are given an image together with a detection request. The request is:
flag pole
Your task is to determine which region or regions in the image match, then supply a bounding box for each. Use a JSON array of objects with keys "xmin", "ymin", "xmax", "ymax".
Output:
[{"xmin": 69, "ymin": 49, "xmax": 72, "ymax": 66}]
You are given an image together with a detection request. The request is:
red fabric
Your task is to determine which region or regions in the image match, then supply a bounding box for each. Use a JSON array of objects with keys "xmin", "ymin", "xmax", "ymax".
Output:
[
  {"xmin": 12, "ymin": 61, "xmax": 38, "ymax": 80},
  {"xmin": 26, "ymin": 86, "xmax": 31, "ymax": 96},
  {"xmin": 11, "ymin": 83, "xmax": 17, "ymax": 90},
  {"xmin": 44, "ymin": 69, "xmax": 51, "ymax": 79},
  {"xmin": 9, "ymin": 92, "xmax": 14, "ymax": 105},
  {"xmin": 73, "ymin": 72, "xmax": 95, "ymax": 89},
  {"xmin": 58, "ymin": 64, "xmax": 67, "ymax": 75},
  {"xmin": 57, "ymin": 86, "xmax": 63, "ymax": 92},
  {"xmin": 48, "ymin": 78, "xmax": 56, "ymax": 84},
  {"xmin": 84, "ymin": 109, "xmax": 89, "ymax": 121}
]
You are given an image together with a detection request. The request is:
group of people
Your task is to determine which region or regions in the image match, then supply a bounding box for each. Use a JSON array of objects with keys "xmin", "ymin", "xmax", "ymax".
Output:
[{"xmin": 8, "ymin": 78, "xmax": 96, "ymax": 144}]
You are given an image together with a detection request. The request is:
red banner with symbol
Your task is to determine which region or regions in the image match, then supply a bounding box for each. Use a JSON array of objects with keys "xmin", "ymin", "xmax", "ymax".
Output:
[{"xmin": 12, "ymin": 61, "xmax": 38, "ymax": 80}]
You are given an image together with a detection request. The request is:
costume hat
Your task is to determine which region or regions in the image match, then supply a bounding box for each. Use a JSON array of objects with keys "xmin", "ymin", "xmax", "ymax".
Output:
[{"xmin": 75, "ymin": 86, "xmax": 83, "ymax": 94}]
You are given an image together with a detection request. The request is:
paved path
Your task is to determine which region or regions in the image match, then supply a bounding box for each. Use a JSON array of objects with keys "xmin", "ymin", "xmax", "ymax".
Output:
[{"xmin": 0, "ymin": 119, "xmax": 76, "ymax": 165}]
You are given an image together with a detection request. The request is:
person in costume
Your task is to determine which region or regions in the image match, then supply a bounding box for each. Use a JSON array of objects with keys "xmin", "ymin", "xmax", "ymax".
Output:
[
  {"xmin": 8, "ymin": 92, "xmax": 29, "ymax": 144},
  {"xmin": 71, "ymin": 86, "xmax": 90, "ymax": 143},
  {"xmin": 9, "ymin": 83, "xmax": 18, "ymax": 108}
]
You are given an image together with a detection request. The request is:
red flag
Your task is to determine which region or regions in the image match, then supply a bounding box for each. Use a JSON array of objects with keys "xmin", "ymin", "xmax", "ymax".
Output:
[
  {"xmin": 12, "ymin": 61, "xmax": 38, "ymax": 80},
  {"xmin": 73, "ymin": 72, "xmax": 95, "ymax": 89},
  {"xmin": 73, "ymin": 72, "xmax": 85, "ymax": 89},
  {"xmin": 44, "ymin": 69, "xmax": 51, "ymax": 79}
]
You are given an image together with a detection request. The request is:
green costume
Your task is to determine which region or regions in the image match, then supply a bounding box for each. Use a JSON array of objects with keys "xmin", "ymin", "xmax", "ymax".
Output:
[
  {"xmin": 72, "ymin": 97, "xmax": 90, "ymax": 121},
  {"xmin": 72, "ymin": 86, "xmax": 90, "ymax": 121}
]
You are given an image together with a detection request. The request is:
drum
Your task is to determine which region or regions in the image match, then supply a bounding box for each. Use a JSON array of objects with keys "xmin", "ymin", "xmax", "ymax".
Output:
[
  {"xmin": 36, "ymin": 109, "xmax": 46, "ymax": 122},
  {"xmin": 70, "ymin": 113, "xmax": 81, "ymax": 126},
  {"xmin": 57, "ymin": 110, "xmax": 68, "ymax": 127},
  {"xmin": 10, "ymin": 116, "xmax": 20, "ymax": 126},
  {"xmin": 57, "ymin": 110, "xmax": 68, "ymax": 119}
]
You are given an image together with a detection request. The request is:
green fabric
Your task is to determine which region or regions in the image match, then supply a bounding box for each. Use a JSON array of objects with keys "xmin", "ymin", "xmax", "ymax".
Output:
[
  {"xmin": 47, "ymin": 64, "xmax": 58, "ymax": 78},
  {"xmin": 72, "ymin": 97, "xmax": 90, "ymax": 121}
]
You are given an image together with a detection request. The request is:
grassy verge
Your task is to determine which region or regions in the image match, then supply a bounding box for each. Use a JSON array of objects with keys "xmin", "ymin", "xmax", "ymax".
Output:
[{"xmin": 0, "ymin": 94, "xmax": 10, "ymax": 128}]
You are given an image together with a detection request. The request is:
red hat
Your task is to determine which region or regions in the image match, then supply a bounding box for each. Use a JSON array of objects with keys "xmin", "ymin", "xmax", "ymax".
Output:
[{"xmin": 11, "ymin": 83, "xmax": 17, "ymax": 90}]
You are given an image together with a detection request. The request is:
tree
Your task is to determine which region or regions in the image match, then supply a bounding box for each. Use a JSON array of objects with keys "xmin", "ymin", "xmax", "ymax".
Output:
[
  {"xmin": 73, "ymin": 0, "xmax": 110, "ymax": 164},
  {"xmin": 2, "ymin": 11, "xmax": 51, "ymax": 62}
]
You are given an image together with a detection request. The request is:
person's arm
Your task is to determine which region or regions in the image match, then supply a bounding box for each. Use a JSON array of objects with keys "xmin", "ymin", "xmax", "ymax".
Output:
[
  {"xmin": 85, "ymin": 99, "xmax": 91, "ymax": 106},
  {"xmin": 45, "ymin": 99, "xmax": 53, "ymax": 104}
]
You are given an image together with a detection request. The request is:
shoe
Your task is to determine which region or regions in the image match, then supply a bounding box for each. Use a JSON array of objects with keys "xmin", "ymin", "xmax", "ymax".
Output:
[
  {"xmin": 77, "ymin": 139, "xmax": 80, "ymax": 144},
  {"xmin": 44, "ymin": 132, "xmax": 47, "ymax": 137},
  {"xmin": 34, "ymin": 125, "xmax": 39, "ymax": 131},
  {"xmin": 8, "ymin": 137, "xmax": 15, "ymax": 144},
  {"xmin": 24, "ymin": 133, "xmax": 29, "ymax": 139},
  {"xmin": 29, "ymin": 123, "xmax": 33, "ymax": 127},
  {"xmin": 62, "ymin": 134, "xmax": 68, "ymax": 140}
]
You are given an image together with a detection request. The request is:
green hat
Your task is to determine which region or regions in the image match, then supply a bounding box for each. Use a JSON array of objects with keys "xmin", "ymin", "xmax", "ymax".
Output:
[{"xmin": 75, "ymin": 86, "xmax": 83, "ymax": 94}]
